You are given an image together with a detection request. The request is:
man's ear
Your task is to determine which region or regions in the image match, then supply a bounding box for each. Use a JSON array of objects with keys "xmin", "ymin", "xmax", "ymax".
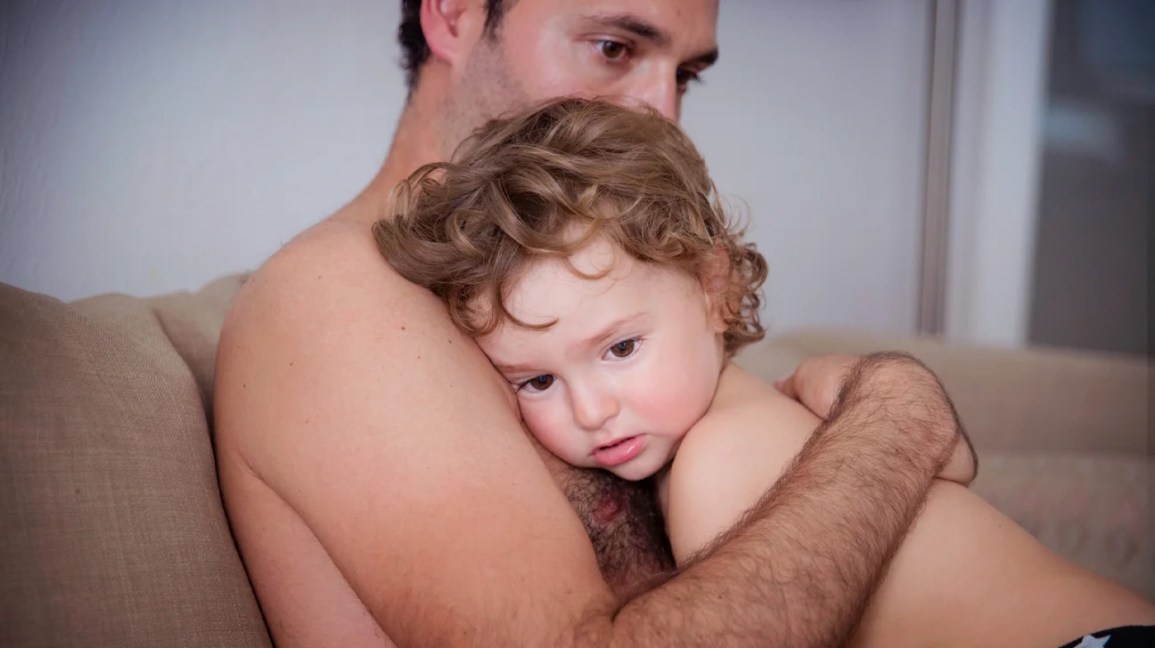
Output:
[
  {"xmin": 699, "ymin": 248, "xmax": 732, "ymax": 334},
  {"xmin": 420, "ymin": 0, "xmax": 487, "ymax": 67}
]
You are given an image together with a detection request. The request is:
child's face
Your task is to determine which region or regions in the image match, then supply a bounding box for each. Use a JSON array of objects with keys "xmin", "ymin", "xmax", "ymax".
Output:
[{"xmin": 477, "ymin": 238, "xmax": 727, "ymax": 481}]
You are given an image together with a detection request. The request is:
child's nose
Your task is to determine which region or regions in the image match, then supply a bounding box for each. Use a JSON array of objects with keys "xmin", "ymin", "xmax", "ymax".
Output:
[{"xmin": 570, "ymin": 381, "xmax": 620, "ymax": 432}]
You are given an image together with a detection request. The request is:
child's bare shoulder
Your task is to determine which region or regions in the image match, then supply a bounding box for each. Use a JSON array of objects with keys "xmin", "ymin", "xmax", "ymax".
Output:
[
  {"xmin": 663, "ymin": 365, "xmax": 821, "ymax": 561},
  {"xmin": 679, "ymin": 365, "xmax": 817, "ymax": 459}
]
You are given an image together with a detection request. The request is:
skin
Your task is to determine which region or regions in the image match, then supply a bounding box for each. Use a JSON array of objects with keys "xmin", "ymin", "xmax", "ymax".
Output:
[
  {"xmin": 214, "ymin": 1, "xmax": 971, "ymax": 645},
  {"xmin": 481, "ymin": 238, "xmax": 1155, "ymax": 645}
]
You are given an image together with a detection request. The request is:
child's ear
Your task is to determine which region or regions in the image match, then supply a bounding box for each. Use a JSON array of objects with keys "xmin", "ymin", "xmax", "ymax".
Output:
[
  {"xmin": 420, "ymin": 0, "xmax": 487, "ymax": 68},
  {"xmin": 699, "ymin": 248, "xmax": 732, "ymax": 334}
]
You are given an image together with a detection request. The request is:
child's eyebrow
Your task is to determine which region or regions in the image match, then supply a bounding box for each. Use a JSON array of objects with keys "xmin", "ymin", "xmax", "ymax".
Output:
[
  {"xmin": 491, "ymin": 313, "xmax": 649, "ymax": 376},
  {"xmin": 579, "ymin": 313, "xmax": 648, "ymax": 353},
  {"xmin": 493, "ymin": 360, "xmax": 539, "ymax": 377}
]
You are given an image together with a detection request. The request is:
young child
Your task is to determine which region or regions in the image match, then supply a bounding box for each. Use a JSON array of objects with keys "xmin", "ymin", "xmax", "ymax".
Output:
[{"xmin": 374, "ymin": 98, "xmax": 1155, "ymax": 647}]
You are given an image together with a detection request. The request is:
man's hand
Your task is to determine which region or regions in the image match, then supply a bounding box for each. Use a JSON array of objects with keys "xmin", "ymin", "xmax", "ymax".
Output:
[{"xmin": 776, "ymin": 353, "xmax": 978, "ymax": 486}]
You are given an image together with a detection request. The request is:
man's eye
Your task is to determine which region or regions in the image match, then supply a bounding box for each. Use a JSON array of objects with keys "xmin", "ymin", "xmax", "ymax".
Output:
[
  {"xmin": 596, "ymin": 40, "xmax": 630, "ymax": 62},
  {"xmin": 519, "ymin": 374, "xmax": 555, "ymax": 392},
  {"xmin": 607, "ymin": 339, "xmax": 638, "ymax": 359},
  {"xmin": 676, "ymin": 68, "xmax": 703, "ymax": 91}
]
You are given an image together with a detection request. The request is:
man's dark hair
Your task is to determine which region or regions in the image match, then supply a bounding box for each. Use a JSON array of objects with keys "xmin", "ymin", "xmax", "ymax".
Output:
[{"xmin": 398, "ymin": 0, "xmax": 509, "ymax": 92}]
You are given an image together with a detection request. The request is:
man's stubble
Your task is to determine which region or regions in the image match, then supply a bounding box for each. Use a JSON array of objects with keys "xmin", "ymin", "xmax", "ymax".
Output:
[{"xmin": 441, "ymin": 34, "xmax": 532, "ymax": 159}]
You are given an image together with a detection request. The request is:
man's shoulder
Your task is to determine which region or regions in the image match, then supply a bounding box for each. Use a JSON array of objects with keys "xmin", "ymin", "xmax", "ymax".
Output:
[
  {"xmin": 223, "ymin": 219, "xmax": 429, "ymax": 343},
  {"xmin": 238, "ymin": 219, "xmax": 391, "ymax": 301},
  {"xmin": 213, "ymin": 214, "xmax": 511, "ymax": 476},
  {"xmin": 214, "ymin": 217, "xmax": 465, "ymax": 442}
]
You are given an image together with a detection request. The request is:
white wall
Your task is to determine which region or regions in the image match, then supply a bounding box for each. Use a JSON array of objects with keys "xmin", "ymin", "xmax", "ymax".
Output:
[
  {"xmin": 944, "ymin": 0, "xmax": 1051, "ymax": 347},
  {"xmin": 1, "ymin": 0, "xmax": 401, "ymax": 300},
  {"xmin": 684, "ymin": 1, "xmax": 929, "ymax": 335},
  {"xmin": 1, "ymin": 1, "xmax": 930, "ymax": 338}
]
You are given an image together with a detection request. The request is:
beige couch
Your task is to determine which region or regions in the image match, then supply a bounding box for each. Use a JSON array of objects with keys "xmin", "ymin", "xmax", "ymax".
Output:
[{"xmin": 1, "ymin": 275, "xmax": 1150, "ymax": 647}]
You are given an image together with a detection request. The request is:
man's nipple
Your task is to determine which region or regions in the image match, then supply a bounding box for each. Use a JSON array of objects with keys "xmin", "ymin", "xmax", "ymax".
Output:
[{"xmin": 591, "ymin": 492, "xmax": 623, "ymax": 525}]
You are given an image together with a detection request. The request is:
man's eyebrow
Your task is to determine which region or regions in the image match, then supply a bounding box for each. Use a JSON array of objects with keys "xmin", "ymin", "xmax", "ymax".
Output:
[
  {"xmin": 585, "ymin": 14, "xmax": 720, "ymax": 67},
  {"xmin": 588, "ymin": 14, "xmax": 670, "ymax": 47},
  {"xmin": 688, "ymin": 47, "xmax": 719, "ymax": 68}
]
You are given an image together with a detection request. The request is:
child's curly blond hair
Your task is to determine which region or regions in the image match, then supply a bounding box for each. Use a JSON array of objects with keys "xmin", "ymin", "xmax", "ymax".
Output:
[{"xmin": 374, "ymin": 98, "xmax": 767, "ymax": 356}]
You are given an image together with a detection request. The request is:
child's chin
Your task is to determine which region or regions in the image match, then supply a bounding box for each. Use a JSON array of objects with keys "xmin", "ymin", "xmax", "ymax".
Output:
[{"xmin": 610, "ymin": 463, "xmax": 658, "ymax": 482}]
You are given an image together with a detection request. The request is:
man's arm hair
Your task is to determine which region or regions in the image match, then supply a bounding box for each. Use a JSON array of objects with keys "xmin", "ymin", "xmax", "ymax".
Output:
[{"xmin": 578, "ymin": 352, "xmax": 960, "ymax": 646}]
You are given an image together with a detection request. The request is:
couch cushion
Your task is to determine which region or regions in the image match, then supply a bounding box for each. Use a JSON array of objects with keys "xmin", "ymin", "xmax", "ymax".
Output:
[{"xmin": 0, "ymin": 279, "xmax": 270, "ymax": 647}]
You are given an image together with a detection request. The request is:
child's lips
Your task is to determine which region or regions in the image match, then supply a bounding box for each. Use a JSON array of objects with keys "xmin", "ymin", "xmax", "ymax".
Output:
[{"xmin": 592, "ymin": 435, "xmax": 646, "ymax": 468}]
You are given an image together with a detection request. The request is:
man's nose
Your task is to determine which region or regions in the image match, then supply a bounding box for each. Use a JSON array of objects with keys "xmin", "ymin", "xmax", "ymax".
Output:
[
  {"xmin": 621, "ymin": 75, "xmax": 680, "ymax": 122},
  {"xmin": 643, "ymin": 83, "xmax": 679, "ymax": 121},
  {"xmin": 569, "ymin": 380, "xmax": 620, "ymax": 432}
]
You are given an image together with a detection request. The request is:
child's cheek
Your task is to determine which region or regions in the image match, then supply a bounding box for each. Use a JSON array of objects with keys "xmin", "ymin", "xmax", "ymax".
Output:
[
  {"xmin": 644, "ymin": 364, "xmax": 715, "ymax": 430},
  {"xmin": 520, "ymin": 401, "xmax": 577, "ymax": 461}
]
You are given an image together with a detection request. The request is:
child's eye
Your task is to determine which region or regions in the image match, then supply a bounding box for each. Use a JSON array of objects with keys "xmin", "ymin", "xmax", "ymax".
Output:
[
  {"xmin": 518, "ymin": 374, "xmax": 555, "ymax": 393},
  {"xmin": 607, "ymin": 338, "xmax": 640, "ymax": 359}
]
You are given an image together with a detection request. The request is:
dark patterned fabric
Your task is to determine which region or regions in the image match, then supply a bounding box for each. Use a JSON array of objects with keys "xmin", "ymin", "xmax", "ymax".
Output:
[{"xmin": 1058, "ymin": 625, "xmax": 1155, "ymax": 647}]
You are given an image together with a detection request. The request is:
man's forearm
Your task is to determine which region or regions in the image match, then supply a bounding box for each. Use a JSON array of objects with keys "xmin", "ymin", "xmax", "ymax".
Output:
[{"xmin": 587, "ymin": 353, "xmax": 958, "ymax": 646}]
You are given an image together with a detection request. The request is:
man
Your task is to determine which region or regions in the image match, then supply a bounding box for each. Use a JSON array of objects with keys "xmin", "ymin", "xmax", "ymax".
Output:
[{"xmin": 214, "ymin": 1, "xmax": 973, "ymax": 645}]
